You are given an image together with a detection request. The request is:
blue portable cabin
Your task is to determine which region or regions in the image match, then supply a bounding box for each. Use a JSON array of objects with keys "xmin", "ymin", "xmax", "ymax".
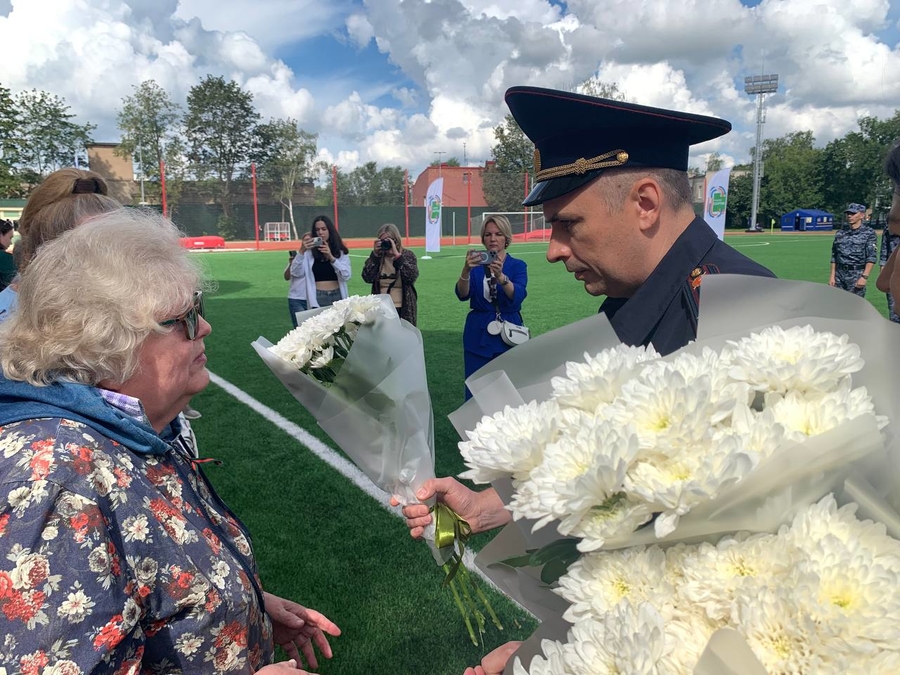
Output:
[{"xmin": 780, "ymin": 209, "xmax": 835, "ymax": 231}]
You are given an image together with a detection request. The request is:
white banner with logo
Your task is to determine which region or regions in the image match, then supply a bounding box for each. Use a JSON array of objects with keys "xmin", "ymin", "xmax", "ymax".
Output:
[
  {"xmin": 704, "ymin": 168, "xmax": 731, "ymax": 240},
  {"xmin": 425, "ymin": 178, "xmax": 443, "ymax": 253}
]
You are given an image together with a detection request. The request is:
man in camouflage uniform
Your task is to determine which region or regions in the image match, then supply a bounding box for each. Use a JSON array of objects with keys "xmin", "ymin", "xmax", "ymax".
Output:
[
  {"xmin": 829, "ymin": 203, "xmax": 876, "ymax": 297},
  {"xmin": 879, "ymin": 225, "xmax": 900, "ymax": 321}
]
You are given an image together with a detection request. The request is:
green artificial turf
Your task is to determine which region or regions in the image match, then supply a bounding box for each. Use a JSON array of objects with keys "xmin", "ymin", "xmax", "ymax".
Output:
[{"xmin": 188, "ymin": 232, "xmax": 892, "ymax": 674}]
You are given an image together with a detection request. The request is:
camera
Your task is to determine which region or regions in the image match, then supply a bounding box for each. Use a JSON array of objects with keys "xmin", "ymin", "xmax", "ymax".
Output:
[
  {"xmin": 377, "ymin": 239, "xmax": 392, "ymax": 251},
  {"xmin": 473, "ymin": 249, "xmax": 498, "ymax": 265},
  {"xmin": 308, "ymin": 236, "xmax": 323, "ymax": 248}
]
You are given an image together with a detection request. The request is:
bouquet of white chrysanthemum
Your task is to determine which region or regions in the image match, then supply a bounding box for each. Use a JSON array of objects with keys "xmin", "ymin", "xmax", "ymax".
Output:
[
  {"xmin": 255, "ymin": 295, "xmax": 432, "ymax": 500},
  {"xmin": 266, "ymin": 294, "xmax": 385, "ymax": 384},
  {"xmin": 459, "ymin": 325, "xmax": 887, "ymax": 554},
  {"xmin": 448, "ymin": 276, "xmax": 900, "ymax": 674},
  {"xmin": 517, "ymin": 494, "xmax": 900, "ymax": 674},
  {"xmin": 253, "ymin": 295, "xmax": 500, "ymax": 645}
]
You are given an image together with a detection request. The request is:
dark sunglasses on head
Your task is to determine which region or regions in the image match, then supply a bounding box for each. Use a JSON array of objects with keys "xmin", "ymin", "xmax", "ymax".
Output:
[{"xmin": 160, "ymin": 291, "xmax": 205, "ymax": 340}]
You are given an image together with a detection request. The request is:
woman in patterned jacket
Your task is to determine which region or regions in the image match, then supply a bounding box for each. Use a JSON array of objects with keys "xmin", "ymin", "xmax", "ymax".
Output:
[{"xmin": 0, "ymin": 210, "xmax": 340, "ymax": 674}]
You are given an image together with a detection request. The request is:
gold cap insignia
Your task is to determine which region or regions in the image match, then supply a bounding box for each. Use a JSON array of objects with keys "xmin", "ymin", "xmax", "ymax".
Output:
[
  {"xmin": 535, "ymin": 148, "xmax": 630, "ymax": 182},
  {"xmin": 533, "ymin": 148, "xmax": 541, "ymax": 174}
]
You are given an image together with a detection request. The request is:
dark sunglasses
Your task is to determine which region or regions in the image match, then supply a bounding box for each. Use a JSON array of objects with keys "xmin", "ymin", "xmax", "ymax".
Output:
[{"xmin": 159, "ymin": 291, "xmax": 205, "ymax": 340}]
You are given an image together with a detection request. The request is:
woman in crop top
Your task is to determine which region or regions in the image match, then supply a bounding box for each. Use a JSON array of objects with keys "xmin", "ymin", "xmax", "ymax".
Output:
[
  {"xmin": 361, "ymin": 223, "xmax": 419, "ymax": 326},
  {"xmin": 284, "ymin": 215, "xmax": 351, "ymax": 327}
]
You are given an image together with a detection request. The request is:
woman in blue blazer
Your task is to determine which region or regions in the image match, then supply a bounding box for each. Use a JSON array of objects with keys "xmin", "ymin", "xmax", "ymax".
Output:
[{"xmin": 455, "ymin": 215, "xmax": 528, "ymax": 399}]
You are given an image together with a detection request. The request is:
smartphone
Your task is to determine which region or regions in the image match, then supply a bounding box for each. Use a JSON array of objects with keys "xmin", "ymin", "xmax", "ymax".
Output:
[
  {"xmin": 309, "ymin": 236, "xmax": 323, "ymax": 248},
  {"xmin": 288, "ymin": 250, "xmax": 297, "ymax": 259}
]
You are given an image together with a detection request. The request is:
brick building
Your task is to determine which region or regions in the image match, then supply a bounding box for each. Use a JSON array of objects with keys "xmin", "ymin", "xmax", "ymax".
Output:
[
  {"xmin": 411, "ymin": 164, "xmax": 488, "ymax": 209},
  {"xmin": 86, "ymin": 143, "xmax": 139, "ymax": 204}
]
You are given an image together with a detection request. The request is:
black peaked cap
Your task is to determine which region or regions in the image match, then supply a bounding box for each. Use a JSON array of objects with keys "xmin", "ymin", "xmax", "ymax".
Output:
[{"xmin": 505, "ymin": 86, "xmax": 732, "ymax": 206}]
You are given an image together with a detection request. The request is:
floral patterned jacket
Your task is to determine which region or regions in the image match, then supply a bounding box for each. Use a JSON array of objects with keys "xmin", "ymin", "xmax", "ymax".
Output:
[{"xmin": 0, "ymin": 416, "xmax": 274, "ymax": 674}]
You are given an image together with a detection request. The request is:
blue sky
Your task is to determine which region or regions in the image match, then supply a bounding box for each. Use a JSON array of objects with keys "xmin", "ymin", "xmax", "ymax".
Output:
[{"xmin": 0, "ymin": 0, "xmax": 898, "ymax": 176}]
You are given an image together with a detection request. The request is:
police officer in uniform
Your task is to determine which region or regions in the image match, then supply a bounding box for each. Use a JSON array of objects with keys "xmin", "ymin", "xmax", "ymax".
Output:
[
  {"xmin": 506, "ymin": 86, "xmax": 774, "ymax": 354},
  {"xmin": 830, "ymin": 203, "xmax": 876, "ymax": 297},
  {"xmin": 401, "ymin": 88, "xmax": 777, "ymax": 675},
  {"xmin": 396, "ymin": 92, "xmax": 777, "ymax": 538}
]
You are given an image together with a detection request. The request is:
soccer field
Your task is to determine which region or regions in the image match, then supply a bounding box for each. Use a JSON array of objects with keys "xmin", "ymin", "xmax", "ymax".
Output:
[{"xmin": 188, "ymin": 233, "xmax": 890, "ymax": 674}]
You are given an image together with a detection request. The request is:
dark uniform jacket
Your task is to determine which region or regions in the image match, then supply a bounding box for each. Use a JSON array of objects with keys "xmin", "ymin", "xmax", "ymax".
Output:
[{"xmin": 600, "ymin": 217, "xmax": 775, "ymax": 355}]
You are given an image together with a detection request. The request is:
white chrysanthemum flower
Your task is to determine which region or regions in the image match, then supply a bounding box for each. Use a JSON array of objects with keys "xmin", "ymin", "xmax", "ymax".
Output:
[
  {"xmin": 678, "ymin": 533, "xmax": 794, "ymax": 624},
  {"xmin": 665, "ymin": 348, "xmax": 751, "ymax": 420},
  {"xmin": 793, "ymin": 539, "xmax": 900, "ymax": 647},
  {"xmin": 712, "ymin": 404, "xmax": 786, "ymax": 460},
  {"xmin": 625, "ymin": 434, "xmax": 756, "ymax": 538},
  {"xmin": 733, "ymin": 586, "xmax": 842, "ymax": 674},
  {"xmin": 458, "ymin": 400, "xmax": 560, "ymax": 484},
  {"xmin": 558, "ymin": 493, "xmax": 653, "ymax": 553},
  {"xmin": 550, "ymin": 344, "xmax": 659, "ymax": 413},
  {"xmin": 767, "ymin": 380, "xmax": 882, "ymax": 443},
  {"xmin": 556, "ymin": 546, "xmax": 670, "ymax": 623},
  {"xmin": 269, "ymin": 295, "xmax": 385, "ymax": 369},
  {"xmin": 784, "ymin": 494, "xmax": 900, "ymax": 562},
  {"xmin": 516, "ymin": 417, "xmax": 638, "ymax": 530},
  {"xmin": 726, "ymin": 325, "xmax": 863, "ymax": 395},
  {"xmin": 335, "ymin": 294, "xmax": 386, "ymax": 325},
  {"xmin": 512, "ymin": 640, "xmax": 570, "ymax": 675},
  {"xmin": 303, "ymin": 311, "xmax": 345, "ymax": 346},
  {"xmin": 269, "ymin": 327, "xmax": 313, "ymax": 366},
  {"xmin": 308, "ymin": 345, "xmax": 335, "ymax": 370},
  {"xmin": 609, "ymin": 364, "xmax": 720, "ymax": 456},
  {"xmin": 563, "ymin": 601, "xmax": 666, "ymax": 675},
  {"xmin": 661, "ymin": 542, "xmax": 695, "ymax": 589}
]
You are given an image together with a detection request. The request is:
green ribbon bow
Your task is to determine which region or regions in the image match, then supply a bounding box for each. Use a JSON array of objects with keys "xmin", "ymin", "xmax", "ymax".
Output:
[{"xmin": 430, "ymin": 502, "xmax": 502, "ymax": 645}]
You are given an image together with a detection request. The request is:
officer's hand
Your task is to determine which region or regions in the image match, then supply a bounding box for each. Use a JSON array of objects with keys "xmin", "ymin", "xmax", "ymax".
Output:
[
  {"xmin": 828, "ymin": 277, "xmax": 836, "ymax": 287},
  {"xmin": 855, "ymin": 276, "xmax": 868, "ymax": 288}
]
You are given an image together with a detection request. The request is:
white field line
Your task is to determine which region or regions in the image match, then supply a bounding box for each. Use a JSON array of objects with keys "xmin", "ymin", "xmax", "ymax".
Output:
[{"xmin": 207, "ymin": 371, "xmax": 513, "ymax": 605}]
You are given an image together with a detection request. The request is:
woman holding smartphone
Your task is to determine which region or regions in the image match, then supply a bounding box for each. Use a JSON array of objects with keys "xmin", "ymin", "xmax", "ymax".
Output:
[
  {"xmin": 361, "ymin": 223, "xmax": 419, "ymax": 325},
  {"xmin": 454, "ymin": 215, "xmax": 527, "ymax": 399},
  {"xmin": 284, "ymin": 215, "xmax": 351, "ymax": 327}
]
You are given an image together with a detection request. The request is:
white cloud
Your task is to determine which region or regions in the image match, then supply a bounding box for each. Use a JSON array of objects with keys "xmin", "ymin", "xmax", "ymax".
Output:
[
  {"xmin": 175, "ymin": 0, "xmax": 348, "ymax": 49},
  {"xmin": 345, "ymin": 12, "xmax": 374, "ymax": 48},
  {"xmin": 1, "ymin": 0, "xmax": 898, "ymax": 180},
  {"xmin": 391, "ymin": 87, "xmax": 418, "ymax": 108}
]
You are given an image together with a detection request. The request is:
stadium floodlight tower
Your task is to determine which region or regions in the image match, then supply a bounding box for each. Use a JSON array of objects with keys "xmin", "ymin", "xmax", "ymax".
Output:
[{"xmin": 744, "ymin": 73, "xmax": 778, "ymax": 231}]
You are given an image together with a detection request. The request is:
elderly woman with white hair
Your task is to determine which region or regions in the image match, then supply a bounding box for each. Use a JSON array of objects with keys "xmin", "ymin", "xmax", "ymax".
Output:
[{"xmin": 0, "ymin": 210, "xmax": 339, "ymax": 674}]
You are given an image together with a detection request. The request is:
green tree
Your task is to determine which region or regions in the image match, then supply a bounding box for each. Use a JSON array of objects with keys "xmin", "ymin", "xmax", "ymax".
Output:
[
  {"xmin": 706, "ymin": 152, "xmax": 724, "ymax": 173},
  {"xmin": 314, "ymin": 183, "xmax": 333, "ymax": 206},
  {"xmin": 576, "ymin": 77, "xmax": 627, "ymax": 101},
  {"xmin": 13, "ymin": 89, "xmax": 95, "ymax": 178},
  {"xmin": 116, "ymin": 80, "xmax": 183, "ymax": 192},
  {"xmin": 323, "ymin": 162, "xmax": 407, "ymax": 206},
  {"xmin": 0, "ymin": 85, "xmax": 21, "ymax": 197},
  {"xmin": 821, "ymin": 111, "xmax": 900, "ymax": 220},
  {"xmin": 184, "ymin": 76, "xmax": 260, "ymax": 222},
  {"xmin": 725, "ymin": 169, "xmax": 753, "ymax": 229},
  {"xmin": 758, "ymin": 131, "xmax": 824, "ymax": 218},
  {"xmin": 254, "ymin": 118, "xmax": 322, "ymax": 239},
  {"xmin": 482, "ymin": 114, "xmax": 534, "ymax": 211},
  {"xmin": 431, "ymin": 157, "xmax": 460, "ymax": 167}
]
